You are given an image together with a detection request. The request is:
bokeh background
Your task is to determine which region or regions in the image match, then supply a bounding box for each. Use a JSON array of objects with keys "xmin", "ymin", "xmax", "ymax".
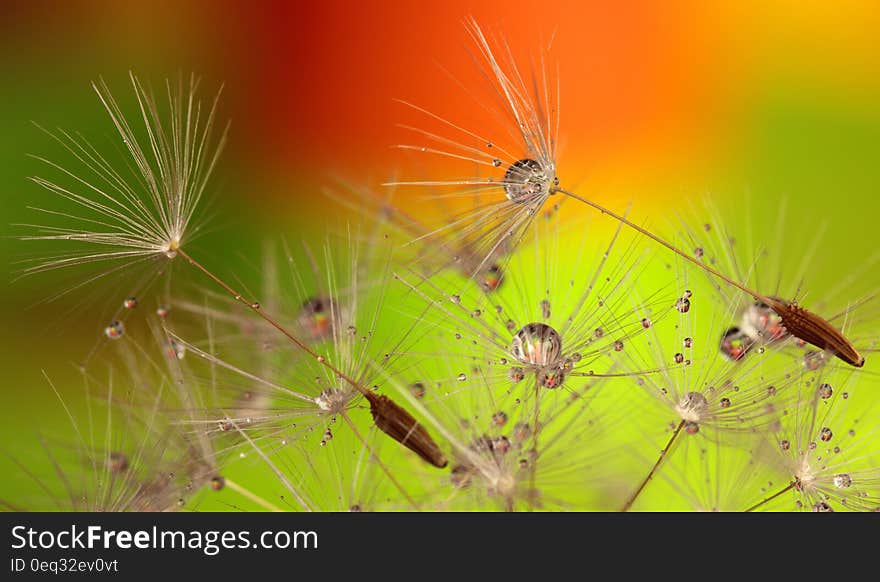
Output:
[{"xmin": 1, "ymin": 0, "xmax": 879, "ymax": 509}]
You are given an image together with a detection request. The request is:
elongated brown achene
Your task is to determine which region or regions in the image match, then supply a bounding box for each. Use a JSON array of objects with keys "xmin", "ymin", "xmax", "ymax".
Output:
[
  {"xmin": 367, "ymin": 392, "xmax": 449, "ymax": 468},
  {"xmin": 763, "ymin": 298, "xmax": 865, "ymax": 367}
]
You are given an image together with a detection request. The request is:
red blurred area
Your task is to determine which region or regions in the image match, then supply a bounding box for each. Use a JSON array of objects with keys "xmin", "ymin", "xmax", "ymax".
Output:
[{"xmin": 229, "ymin": 1, "xmax": 731, "ymax": 189}]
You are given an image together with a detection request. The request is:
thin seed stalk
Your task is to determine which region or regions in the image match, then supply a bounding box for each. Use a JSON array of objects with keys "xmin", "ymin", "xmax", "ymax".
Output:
[
  {"xmin": 621, "ymin": 420, "xmax": 685, "ymax": 512},
  {"xmin": 744, "ymin": 481, "xmax": 796, "ymax": 513},
  {"xmin": 554, "ymin": 187, "xmax": 865, "ymax": 367},
  {"xmin": 174, "ymin": 247, "xmax": 448, "ymax": 468}
]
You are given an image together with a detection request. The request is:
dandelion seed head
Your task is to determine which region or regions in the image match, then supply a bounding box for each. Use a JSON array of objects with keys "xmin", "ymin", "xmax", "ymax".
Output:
[
  {"xmin": 315, "ymin": 388, "xmax": 354, "ymax": 415},
  {"xmin": 677, "ymin": 392, "xmax": 709, "ymax": 423},
  {"xmin": 503, "ymin": 158, "xmax": 556, "ymax": 205}
]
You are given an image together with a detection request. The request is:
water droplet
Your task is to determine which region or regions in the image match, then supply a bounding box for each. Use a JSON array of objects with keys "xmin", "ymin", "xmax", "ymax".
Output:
[
  {"xmin": 164, "ymin": 339, "xmax": 186, "ymax": 360},
  {"xmin": 675, "ymin": 297, "xmax": 691, "ymax": 313},
  {"xmin": 250, "ymin": 302, "xmax": 260, "ymax": 309},
  {"xmin": 298, "ymin": 297, "xmax": 335, "ymax": 341},
  {"xmin": 613, "ymin": 340, "xmax": 624, "ymax": 352},
  {"xmin": 450, "ymin": 294, "xmax": 461, "ymax": 305},
  {"xmin": 720, "ymin": 326, "xmax": 754, "ymax": 361},
  {"xmin": 818, "ymin": 383, "xmax": 833, "ymax": 400},
  {"xmin": 720, "ymin": 397, "xmax": 731, "ymax": 408},
  {"xmin": 683, "ymin": 290, "xmax": 693, "ymax": 299},
  {"xmin": 674, "ymin": 353, "xmax": 684, "ymax": 364},
  {"xmin": 457, "ymin": 373, "xmax": 467, "ymax": 382},
  {"xmin": 540, "ymin": 299, "xmax": 551, "ymax": 319},
  {"xmin": 833, "ymin": 474, "xmax": 852, "ymax": 488},
  {"xmin": 683, "ymin": 337, "xmax": 693, "ymax": 348},
  {"xmin": 743, "ymin": 299, "xmax": 788, "ymax": 343},
  {"xmin": 492, "ymin": 158, "xmax": 502, "ymax": 167},
  {"xmin": 513, "ymin": 422, "xmax": 531, "ymax": 441},
  {"xmin": 508, "ymin": 367, "xmax": 525, "ymax": 382},
  {"xmin": 481, "ymin": 264, "xmax": 504, "ymax": 291},
  {"xmin": 641, "ymin": 318, "xmax": 652, "ymax": 329},
  {"xmin": 780, "ymin": 439, "xmax": 790, "ymax": 450},
  {"xmin": 211, "ymin": 476, "xmax": 225, "ymax": 491},
  {"xmin": 694, "ymin": 247, "xmax": 704, "ymax": 258},
  {"xmin": 511, "ymin": 323, "xmax": 562, "ymax": 366},
  {"xmin": 409, "ymin": 382, "xmax": 426, "ymax": 399},
  {"xmin": 156, "ymin": 306, "xmax": 170, "ymax": 319},
  {"xmin": 104, "ymin": 321, "xmax": 124, "ymax": 340},
  {"xmin": 803, "ymin": 350, "xmax": 826, "ymax": 371},
  {"xmin": 819, "ymin": 427, "xmax": 833, "ymax": 442},
  {"xmin": 503, "ymin": 158, "xmax": 554, "ymax": 204},
  {"xmin": 108, "ymin": 452, "xmax": 128, "ymax": 473},
  {"xmin": 538, "ymin": 366, "xmax": 565, "ymax": 389},
  {"xmin": 594, "ymin": 328, "xmax": 604, "ymax": 338},
  {"xmin": 684, "ymin": 421, "xmax": 700, "ymax": 435},
  {"xmin": 123, "ymin": 296, "xmax": 138, "ymax": 309},
  {"xmin": 492, "ymin": 411, "xmax": 508, "ymax": 426},
  {"xmin": 811, "ymin": 501, "xmax": 834, "ymax": 512}
]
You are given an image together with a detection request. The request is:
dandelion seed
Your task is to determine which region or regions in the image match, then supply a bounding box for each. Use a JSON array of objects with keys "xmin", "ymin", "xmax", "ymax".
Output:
[{"xmin": 388, "ymin": 22, "xmax": 866, "ymax": 367}]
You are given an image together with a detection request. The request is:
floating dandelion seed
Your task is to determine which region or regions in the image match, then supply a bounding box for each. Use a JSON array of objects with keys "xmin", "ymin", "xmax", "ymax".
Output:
[
  {"xmin": 745, "ymin": 367, "xmax": 880, "ymax": 512},
  {"xmin": 388, "ymin": 20, "xmax": 866, "ymax": 367},
  {"xmin": 23, "ymin": 78, "xmax": 444, "ymax": 473}
]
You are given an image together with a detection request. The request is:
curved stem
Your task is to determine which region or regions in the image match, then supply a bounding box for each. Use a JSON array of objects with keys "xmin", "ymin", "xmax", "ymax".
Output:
[
  {"xmin": 621, "ymin": 420, "xmax": 685, "ymax": 512},
  {"xmin": 744, "ymin": 481, "xmax": 795, "ymax": 513},
  {"xmin": 176, "ymin": 248, "xmax": 368, "ymax": 397}
]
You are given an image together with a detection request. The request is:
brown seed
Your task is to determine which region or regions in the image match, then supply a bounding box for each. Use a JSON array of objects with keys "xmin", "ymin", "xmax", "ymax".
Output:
[
  {"xmin": 366, "ymin": 392, "xmax": 448, "ymax": 468},
  {"xmin": 763, "ymin": 298, "xmax": 865, "ymax": 367}
]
